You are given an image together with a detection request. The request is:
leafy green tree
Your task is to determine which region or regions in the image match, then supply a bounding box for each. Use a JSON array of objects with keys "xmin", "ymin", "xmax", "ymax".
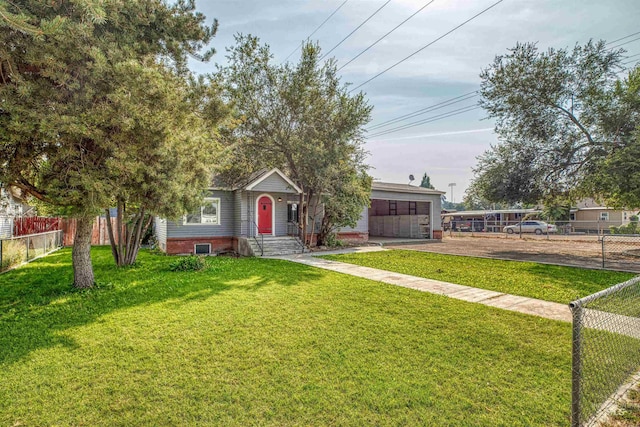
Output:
[
  {"xmin": 583, "ymin": 68, "xmax": 640, "ymax": 208},
  {"xmin": 317, "ymin": 168, "xmax": 372, "ymax": 246},
  {"xmin": 0, "ymin": 0, "xmax": 220, "ymax": 287},
  {"xmin": 473, "ymin": 40, "xmax": 636, "ymax": 206},
  {"xmin": 218, "ymin": 35, "xmax": 372, "ymax": 245},
  {"xmin": 419, "ymin": 172, "xmax": 435, "ymax": 189}
]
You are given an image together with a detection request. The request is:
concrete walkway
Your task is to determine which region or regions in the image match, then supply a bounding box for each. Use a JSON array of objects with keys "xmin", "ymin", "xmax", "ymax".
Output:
[{"xmin": 277, "ymin": 248, "xmax": 572, "ymax": 323}]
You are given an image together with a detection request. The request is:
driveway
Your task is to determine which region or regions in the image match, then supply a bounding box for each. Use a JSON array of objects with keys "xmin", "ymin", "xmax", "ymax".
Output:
[{"xmin": 388, "ymin": 235, "xmax": 640, "ymax": 273}]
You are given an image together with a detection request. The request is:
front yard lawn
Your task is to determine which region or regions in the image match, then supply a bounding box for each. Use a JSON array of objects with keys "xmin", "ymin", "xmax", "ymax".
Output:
[
  {"xmin": 321, "ymin": 249, "xmax": 636, "ymax": 304},
  {"xmin": 1, "ymin": 247, "xmax": 572, "ymax": 425}
]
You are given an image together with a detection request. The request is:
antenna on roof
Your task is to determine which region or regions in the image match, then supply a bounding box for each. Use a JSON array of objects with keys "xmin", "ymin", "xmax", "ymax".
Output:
[{"xmin": 408, "ymin": 174, "xmax": 415, "ymax": 185}]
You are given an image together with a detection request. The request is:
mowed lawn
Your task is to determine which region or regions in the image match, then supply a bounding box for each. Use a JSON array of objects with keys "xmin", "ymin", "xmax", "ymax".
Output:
[
  {"xmin": 321, "ymin": 249, "xmax": 636, "ymax": 304},
  {"xmin": 1, "ymin": 247, "xmax": 572, "ymax": 426}
]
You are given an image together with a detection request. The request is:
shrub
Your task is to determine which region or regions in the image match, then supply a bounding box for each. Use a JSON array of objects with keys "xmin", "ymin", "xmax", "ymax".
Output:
[
  {"xmin": 1, "ymin": 240, "xmax": 27, "ymax": 271},
  {"xmin": 168, "ymin": 255, "xmax": 206, "ymax": 272},
  {"xmin": 324, "ymin": 233, "xmax": 344, "ymax": 248}
]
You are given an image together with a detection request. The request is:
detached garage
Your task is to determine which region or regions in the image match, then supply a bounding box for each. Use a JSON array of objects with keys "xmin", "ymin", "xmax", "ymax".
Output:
[{"xmin": 368, "ymin": 182, "xmax": 444, "ymax": 240}]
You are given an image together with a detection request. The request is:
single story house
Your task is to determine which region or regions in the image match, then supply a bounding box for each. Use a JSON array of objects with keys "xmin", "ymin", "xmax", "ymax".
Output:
[
  {"xmin": 570, "ymin": 206, "xmax": 638, "ymax": 233},
  {"xmin": 442, "ymin": 209, "xmax": 540, "ymax": 233},
  {"xmin": 154, "ymin": 168, "xmax": 443, "ymax": 256}
]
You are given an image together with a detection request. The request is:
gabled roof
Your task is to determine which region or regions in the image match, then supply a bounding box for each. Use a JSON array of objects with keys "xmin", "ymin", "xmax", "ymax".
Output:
[
  {"xmin": 241, "ymin": 168, "xmax": 302, "ymax": 193},
  {"xmin": 372, "ymin": 181, "xmax": 445, "ymax": 195}
]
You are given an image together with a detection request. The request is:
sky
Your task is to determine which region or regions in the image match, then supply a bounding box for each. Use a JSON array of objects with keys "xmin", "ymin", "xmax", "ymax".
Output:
[{"xmin": 189, "ymin": 0, "xmax": 640, "ymax": 203}]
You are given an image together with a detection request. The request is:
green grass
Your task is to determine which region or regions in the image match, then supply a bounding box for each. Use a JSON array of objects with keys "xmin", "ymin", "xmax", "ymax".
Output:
[
  {"xmin": 0, "ymin": 247, "xmax": 573, "ymax": 426},
  {"xmin": 320, "ymin": 250, "xmax": 637, "ymax": 304}
]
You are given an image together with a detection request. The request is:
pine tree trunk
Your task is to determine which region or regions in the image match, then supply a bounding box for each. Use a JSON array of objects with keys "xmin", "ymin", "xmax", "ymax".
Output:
[{"xmin": 72, "ymin": 215, "xmax": 95, "ymax": 288}]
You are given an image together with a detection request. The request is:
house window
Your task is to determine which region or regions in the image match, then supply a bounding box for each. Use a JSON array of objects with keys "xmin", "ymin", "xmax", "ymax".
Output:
[
  {"xmin": 600, "ymin": 212, "xmax": 609, "ymax": 221},
  {"xmin": 409, "ymin": 201, "xmax": 417, "ymax": 215},
  {"xmin": 287, "ymin": 203, "xmax": 299, "ymax": 222},
  {"xmin": 389, "ymin": 201, "xmax": 397, "ymax": 216},
  {"xmin": 570, "ymin": 213, "xmax": 576, "ymax": 221},
  {"xmin": 185, "ymin": 198, "xmax": 220, "ymax": 225}
]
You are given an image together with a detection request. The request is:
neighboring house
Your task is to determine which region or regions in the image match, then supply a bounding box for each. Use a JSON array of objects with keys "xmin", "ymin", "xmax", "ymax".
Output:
[
  {"xmin": 0, "ymin": 187, "xmax": 28, "ymax": 239},
  {"xmin": 442, "ymin": 209, "xmax": 540, "ymax": 233},
  {"xmin": 570, "ymin": 206, "xmax": 638, "ymax": 233},
  {"xmin": 154, "ymin": 168, "xmax": 444, "ymax": 256}
]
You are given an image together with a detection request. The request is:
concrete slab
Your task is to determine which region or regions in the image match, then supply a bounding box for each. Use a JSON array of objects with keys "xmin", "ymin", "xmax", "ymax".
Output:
[
  {"xmin": 280, "ymin": 253, "xmax": 573, "ymax": 323},
  {"xmin": 447, "ymin": 288, "xmax": 504, "ymax": 303}
]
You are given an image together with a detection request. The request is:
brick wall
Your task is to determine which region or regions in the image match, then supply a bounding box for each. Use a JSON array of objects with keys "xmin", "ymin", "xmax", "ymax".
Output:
[
  {"xmin": 165, "ymin": 237, "xmax": 234, "ymax": 255},
  {"xmin": 337, "ymin": 231, "xmax": 369, "ymax": 243}
]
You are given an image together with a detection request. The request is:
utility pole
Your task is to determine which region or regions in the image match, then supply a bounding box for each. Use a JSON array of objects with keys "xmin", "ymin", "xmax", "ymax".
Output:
[{"xmin": 448, "ymin": 183, "xmax": 456, "ymax": 204}]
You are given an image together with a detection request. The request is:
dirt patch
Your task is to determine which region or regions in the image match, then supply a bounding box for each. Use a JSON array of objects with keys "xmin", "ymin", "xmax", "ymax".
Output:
[{"xmin": 389, "ymin": 235, "xmax": 640, "ymax": 273}]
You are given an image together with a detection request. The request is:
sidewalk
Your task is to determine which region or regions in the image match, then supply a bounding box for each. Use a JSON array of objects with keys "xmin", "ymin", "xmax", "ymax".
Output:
[{"xmin": 278, "ymin": 248, "xmax": 572, "ymax": 323}]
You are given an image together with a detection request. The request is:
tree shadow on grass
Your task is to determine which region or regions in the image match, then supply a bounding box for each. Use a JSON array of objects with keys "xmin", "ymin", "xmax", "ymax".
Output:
[{"xmin": 0, "ymin": 247, "xmax": 322, "ymax": 365}]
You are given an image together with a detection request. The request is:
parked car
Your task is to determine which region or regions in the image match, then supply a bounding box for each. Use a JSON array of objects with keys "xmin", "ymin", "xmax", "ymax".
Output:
[{"xmin": 503, "ymin": 221, "xmax": 557, "ymax": 235}]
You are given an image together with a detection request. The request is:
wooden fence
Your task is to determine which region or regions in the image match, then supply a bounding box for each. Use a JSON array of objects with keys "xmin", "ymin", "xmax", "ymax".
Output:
[
  {"xmin": 61, "ymin": 217, "xmax": 120, "ymax": 246},
  {"xmin": 13, "ymin": 216, "xmax": 62, "ymax": 236},
  {"xmin": 12, "ymin": 216, "xmax": 124, "ymax": 246}
]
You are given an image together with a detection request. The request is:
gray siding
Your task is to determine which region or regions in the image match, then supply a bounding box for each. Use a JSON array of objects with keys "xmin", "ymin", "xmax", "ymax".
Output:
[
  {"xmin": 251, "ymin": 173, "xmax": 298, "ymax": 193},
  {"xmin": 167, "ymin": 190, "xmax": 235, "ymax": 238},
  {"xmin": 233, "ymin": 191, "xmax": 244, "ymax": 236},
  {"xmin": 154, "ymin": 217, "xmax": 167, "ymax": 249},
  {"xmin": 339, "ymin": 206, "xmax": 369, "ymax": 233},
  {"xmin": 244, "ymin": 191, "xmax": 290, "ymax": 236},
  {"xmin": 0, "ymin": 216, "xmax": 12, "ymax": 239},
  {"xmin": 432, "ymin": 196, "xmax": 442, "ymax": 231}
]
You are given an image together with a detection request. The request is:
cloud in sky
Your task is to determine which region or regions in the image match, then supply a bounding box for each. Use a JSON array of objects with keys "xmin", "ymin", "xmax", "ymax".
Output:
[{"xmin": 192, "ymin": 0, "xmax": 640, "ymax": 197}]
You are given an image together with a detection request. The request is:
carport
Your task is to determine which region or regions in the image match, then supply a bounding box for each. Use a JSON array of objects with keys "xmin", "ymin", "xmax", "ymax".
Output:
[{"xmin": 368, "ymin": 182, "xmax": 444, "ymax": 240}]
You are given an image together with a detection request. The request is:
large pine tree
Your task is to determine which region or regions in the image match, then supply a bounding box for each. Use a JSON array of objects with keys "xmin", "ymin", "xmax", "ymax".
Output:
[{"xmin": 0, "ymin": 0, "xmax": 223, "ymax": 287}]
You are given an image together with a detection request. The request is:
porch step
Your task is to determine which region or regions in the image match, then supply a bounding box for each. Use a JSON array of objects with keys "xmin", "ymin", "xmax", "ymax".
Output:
[{"xmin": 247, "ymin": 236, "xmax": 304, "ymax": 256}]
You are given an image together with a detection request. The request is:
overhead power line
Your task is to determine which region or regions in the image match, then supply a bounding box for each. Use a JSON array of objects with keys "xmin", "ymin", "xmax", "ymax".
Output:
[
  {"xmin": 337, "ymin": 0, "xmax": 437, "ymax": 71},
  {"xmin": 605, "ymin": 31, "xmax": 640, "ymax": 46},
  {"xmin": 367, "ymin": 91, "xmax": 478, "ymax": 130},
  {"xmin": 622, "ymin": 52, "xmax": 640, "ymax": 60},
  {"xmin": 281, "ymin": 0, "xmax": 349, "ymax": 63},
  {"xmin": 320, "ymin": 0, "xmax": 392, "ymax": 61},
  {"xmin": 608, "ymin": 36, "xmax": 640, "ymax": 50},
  {"xmin": 349, "ymin": 0, "xmax": 506, "ymax": 93},
  {"xmin": 367, "ymin": 105, "xmax": 482, "ymax": 138}
]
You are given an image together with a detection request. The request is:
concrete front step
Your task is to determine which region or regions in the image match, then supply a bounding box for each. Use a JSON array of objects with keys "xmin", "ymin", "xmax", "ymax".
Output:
[{"xmin": 247, "ymin": 236, "xmax": 304, "ymax": 256}]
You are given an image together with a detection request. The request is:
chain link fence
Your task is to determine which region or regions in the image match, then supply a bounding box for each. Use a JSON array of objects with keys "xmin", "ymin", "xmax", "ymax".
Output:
[
  {"xmin": 0, "ymin": 230, "xmax": 64, "ymax": 272},
  {"xmin": 444, "ymin": 219, "xmax": 629, "ymax": 237},
  {"xmin": 602, "ymin": 234, "xmax": 640, "ymax": 271},
  {"xmin": 569, "ymin": 276, "xmax": 640, "ymax": 426}
]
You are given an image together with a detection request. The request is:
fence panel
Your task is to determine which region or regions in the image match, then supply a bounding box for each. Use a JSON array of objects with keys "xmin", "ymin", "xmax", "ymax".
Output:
[
  {"xmin": 13, "ymin": 216, "xmax": 62, "ymax": 236},
  {"xmin": 0, "ymin": 230, "xmax": 63, "ymax": 272},
  {"xmin": 569, "ymin": 276, "xmax": 640, "ymax": 426},
  {"xmin": 602, "ymin": 234, "xmax": 640, "ymax": 271}
]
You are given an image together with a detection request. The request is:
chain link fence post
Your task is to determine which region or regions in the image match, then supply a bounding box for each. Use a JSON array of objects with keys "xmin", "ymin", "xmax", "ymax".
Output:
[
  {"xmin": 570, "ymin": 301, "xmax": 583, "ymax": 427},
  {"xmin": 569, "ymin": 276, "xmax": 640, "ymax": 426}
]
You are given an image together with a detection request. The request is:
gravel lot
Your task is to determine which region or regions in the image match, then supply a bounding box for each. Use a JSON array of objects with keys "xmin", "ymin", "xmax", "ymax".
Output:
[{"xmin": 389, "ymin": 235, "xmax": 640, "ymax": 273}]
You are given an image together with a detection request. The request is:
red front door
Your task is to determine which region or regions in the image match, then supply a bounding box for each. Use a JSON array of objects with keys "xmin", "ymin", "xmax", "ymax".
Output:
[{"xmin": 258, "ymin": 196, "xmax": 273, "ymax": 234}]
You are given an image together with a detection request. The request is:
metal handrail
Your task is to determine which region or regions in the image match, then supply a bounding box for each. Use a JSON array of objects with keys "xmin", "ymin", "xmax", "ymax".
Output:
[
  {"xmin": 246, "ymin": 219, "xmax": 263, "ymax": 256},
  {"xmin": 287, "ymin": 221, "xmax": 306, "ymax": 253}
]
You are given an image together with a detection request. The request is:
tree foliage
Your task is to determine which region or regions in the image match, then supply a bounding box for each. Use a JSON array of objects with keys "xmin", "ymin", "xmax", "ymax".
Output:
[
  {"xmin": 420, "ymin": 172, "xmax": 435, "ymax": 189},
  {"xmin": 471, "ymin": 41, "xmax": 639, "ymax": 206},
  {"xmin": 0, "ymin": 0, "xmax": 222, "ymax": 285},
  {"xmin": 218, "ymin": 35, "xmax": 372, "ymax": 245}
]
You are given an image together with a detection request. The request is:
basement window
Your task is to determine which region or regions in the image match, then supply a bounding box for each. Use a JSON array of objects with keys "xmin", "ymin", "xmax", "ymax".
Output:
[{"xmin": 194, "ymin": 244, "xmax": 211, "ymax": 255}]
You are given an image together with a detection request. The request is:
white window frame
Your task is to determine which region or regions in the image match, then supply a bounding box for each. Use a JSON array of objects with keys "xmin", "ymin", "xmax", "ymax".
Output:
[
  {"xmin": 599, "ymin": 212, "xmax": 609, "ymax": 221},
  {"xmin": 184, "ymin": 198, "xmax": 221, "ymax": 225}
]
